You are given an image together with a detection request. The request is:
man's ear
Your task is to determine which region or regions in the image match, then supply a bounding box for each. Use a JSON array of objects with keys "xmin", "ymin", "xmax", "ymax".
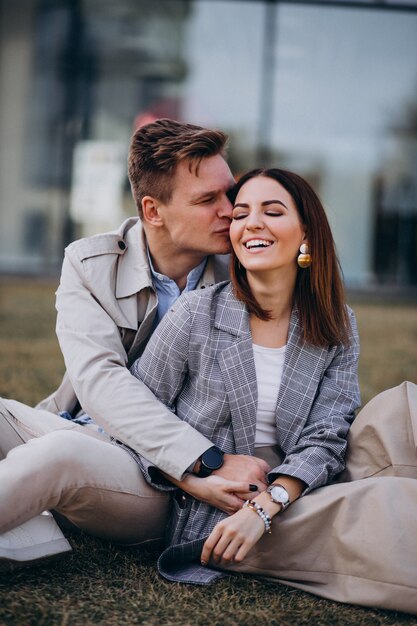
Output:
[{"xmin": 141, "ymin": 196, "xmax": 164, "ymax": 227}]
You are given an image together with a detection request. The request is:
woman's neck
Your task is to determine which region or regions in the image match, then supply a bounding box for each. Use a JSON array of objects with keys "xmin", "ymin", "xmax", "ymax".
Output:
[
  {"xmin": 247, "ymin": 269, "xmax": 296, "ymax": 349},
  {"xmin": 247, "ymin": 268, "xmax": 296, "ymax": 319}
]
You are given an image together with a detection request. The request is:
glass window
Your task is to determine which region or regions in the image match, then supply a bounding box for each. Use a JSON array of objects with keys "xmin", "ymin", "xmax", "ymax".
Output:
[{"xmin": 0, "ymin": 0, "xmax": 416, "ymax": 285}]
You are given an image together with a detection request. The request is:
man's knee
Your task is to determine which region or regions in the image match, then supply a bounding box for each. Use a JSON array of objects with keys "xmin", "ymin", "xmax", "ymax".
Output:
[
  {"xmin": 24, "ymin": 429, "xmax": 144, "ymax": 490},
  {"xmin": 13, "ymin": 429, "xmax": 89, "ymax": 478}
]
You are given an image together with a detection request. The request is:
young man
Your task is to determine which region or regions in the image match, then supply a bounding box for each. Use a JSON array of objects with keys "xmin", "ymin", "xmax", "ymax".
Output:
[{"xmin": 0, "ymin": 119, "xmax": 269, "ymax": 567}]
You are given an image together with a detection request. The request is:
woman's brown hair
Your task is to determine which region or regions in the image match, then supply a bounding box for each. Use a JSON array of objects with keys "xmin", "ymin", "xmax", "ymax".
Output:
[{"xmin": 229, "ymin": 168, "xmax": 350, "ymax": 347}]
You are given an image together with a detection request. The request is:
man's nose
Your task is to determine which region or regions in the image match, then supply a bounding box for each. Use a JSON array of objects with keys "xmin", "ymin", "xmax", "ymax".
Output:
[{"xmin": 217, "ymin": 195, "xmax": 233, "ymax": 219}]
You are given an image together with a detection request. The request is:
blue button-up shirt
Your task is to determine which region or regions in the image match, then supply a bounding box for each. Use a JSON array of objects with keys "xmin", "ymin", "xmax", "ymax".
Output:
[{"xmin": 147, "ymin": 247, "xmax": 207, "ymax": 329}]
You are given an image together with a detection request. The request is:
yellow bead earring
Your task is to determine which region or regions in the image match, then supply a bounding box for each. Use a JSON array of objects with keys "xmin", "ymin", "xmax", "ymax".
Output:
[{"xmin": 297, "ymin": 243, "xmax": 312, "ymax": 268}]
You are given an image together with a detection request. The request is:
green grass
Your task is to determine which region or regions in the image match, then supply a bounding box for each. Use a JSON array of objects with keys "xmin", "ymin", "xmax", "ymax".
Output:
[{"xmin": 0, "ymin": 278, "xmax": 417, "ymax": 626}]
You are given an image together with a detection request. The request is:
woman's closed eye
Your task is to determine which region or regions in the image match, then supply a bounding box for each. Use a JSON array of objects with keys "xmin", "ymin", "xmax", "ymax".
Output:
[
  {"xmin": 232, "ymin": 211, "xmax": 248, "ymax": 220},
  {"xmin": 232, "ymin": 209, "xmax": 283, "ymax": 220}
]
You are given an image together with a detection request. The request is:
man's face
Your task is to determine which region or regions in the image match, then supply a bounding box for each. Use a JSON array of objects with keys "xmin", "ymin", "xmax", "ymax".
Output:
[{"xmin": 156, "ymin": 154, "xmax": 235, "ymax": 256}]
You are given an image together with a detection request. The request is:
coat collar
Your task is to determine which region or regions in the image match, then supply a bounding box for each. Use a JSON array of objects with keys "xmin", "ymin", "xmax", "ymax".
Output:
[
  {"xmin": 114, "ymin": 219, "xmax": 227, "ymax": 333},
  {"xmin": 115, "ymin": 219, "xmax": 226, "ymax": 299},
  {"xmin": 115, "ymin": 219, "xmax": 153, "ymax": 299}
]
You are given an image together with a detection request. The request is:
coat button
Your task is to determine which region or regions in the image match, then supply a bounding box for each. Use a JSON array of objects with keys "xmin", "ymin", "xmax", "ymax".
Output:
[{"xmin": 118, "ymin": 241, "xmax": 126, "ymax": 250}]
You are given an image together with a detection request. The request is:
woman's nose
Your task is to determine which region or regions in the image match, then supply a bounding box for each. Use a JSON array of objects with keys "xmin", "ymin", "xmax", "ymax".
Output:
[{"xmin": 245, "ymin": 211, "xmax": 263, "ymax": 230}]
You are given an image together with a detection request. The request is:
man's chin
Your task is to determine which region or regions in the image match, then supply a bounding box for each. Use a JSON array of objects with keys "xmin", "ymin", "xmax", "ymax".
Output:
[
  {"xmin": 188, "ymin": 239, "xmax": 231, "ymax": 257},
  {"xmin": 212, "ymin": 240, "xmax": 232, "ymax": 256}
]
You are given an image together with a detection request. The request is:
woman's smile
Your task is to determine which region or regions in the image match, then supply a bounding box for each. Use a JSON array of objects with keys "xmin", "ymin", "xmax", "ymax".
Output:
[
  {"xmin": 242, "ymin": 237, "xmax": 275, "ymax": 251},
  {"xmin": 230, "ymin": 175, "xmax": 305, "ymax": 273}
]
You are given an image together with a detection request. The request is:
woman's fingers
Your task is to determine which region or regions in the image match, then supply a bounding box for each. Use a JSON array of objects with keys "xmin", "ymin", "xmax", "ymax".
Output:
[
  {"xmin": 223, "ymin": 480, "xmax": 259, "ymax": 495},
  {"xmin": 201, "ymin": 527, "xmax": 222, "ymax": 565},
  {"xmin": 201, "ymin": 524, "xmax": 239, "ymax": 564},
  {"xmin": 220, "ymin": 536, "xmax": 245, "ymax": 563},
  {"xmin": 209, "ymin": 534, "xmax": 234, "ymax": 564},
  {"xmin": 203, "ymin": 477, "xmax": 258, "ymax": 513},
  {"xmin": 234, "ymin": 541, "xmax": 252, "ymax": 563},
  {"xmin": 218, "ymin": 454, "xmax": 270, "ymax": 488},
  {"xmin": 201, "ymin": 509, "xmax": 266, "ymax": 566},
  {"xmin": 221, "ymin": 492, "xmax": 245, "ymax": 514},
  {"xmin": 178, "ymin": 474, "xmax": 263, "ymax": 514}
]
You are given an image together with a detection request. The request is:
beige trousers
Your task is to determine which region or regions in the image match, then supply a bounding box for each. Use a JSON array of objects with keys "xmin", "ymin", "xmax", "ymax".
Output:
[
  {"xmin": 225, "ymin": 381, "xmax": 417, "ymax": 615},
  {"xmin": 0, "ymin": 398, "xmax": 169, "ymax": 544}
]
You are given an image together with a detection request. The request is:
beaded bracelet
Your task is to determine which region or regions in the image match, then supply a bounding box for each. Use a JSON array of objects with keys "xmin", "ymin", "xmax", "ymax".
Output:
[{"xmin": 243, "ymin": 499, "xmax": 272, "ymax": 534}]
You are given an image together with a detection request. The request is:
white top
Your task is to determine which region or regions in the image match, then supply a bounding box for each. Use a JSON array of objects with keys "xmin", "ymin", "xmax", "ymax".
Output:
[{"xmin": 253, "ymin": 343, "xmax": 286, "ymax": 447}]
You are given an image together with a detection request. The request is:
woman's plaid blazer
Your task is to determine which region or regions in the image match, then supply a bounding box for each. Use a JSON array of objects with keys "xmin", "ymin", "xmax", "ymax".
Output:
[{"xmin": 130, "ymin": 281, "xmax": 361, "ymax": 584}]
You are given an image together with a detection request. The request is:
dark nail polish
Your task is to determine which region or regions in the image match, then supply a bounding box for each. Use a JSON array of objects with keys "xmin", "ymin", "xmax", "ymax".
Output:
[{"xmin": 249, "ymin": 484, "xmax": 258, "ymax": 492}]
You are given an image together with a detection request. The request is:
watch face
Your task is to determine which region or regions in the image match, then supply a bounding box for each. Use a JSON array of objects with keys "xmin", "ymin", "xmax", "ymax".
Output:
[
  {"xmin": 269, "ymin": 485, "xmax": 290, "ymax": 505},
  {"xmin": 202, "ymin": 447, "xmax": 223, "ymax": 470}
]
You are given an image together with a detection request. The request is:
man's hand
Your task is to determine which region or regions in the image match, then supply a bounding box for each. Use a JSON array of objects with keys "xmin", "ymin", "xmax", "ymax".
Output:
[
  {"xmin": 213, "ymin": 454, "xmax": 270, "ymax": 491},
  {"xmin": 178, "ymin": 474, "xmax": 258, "ymax": 515}
]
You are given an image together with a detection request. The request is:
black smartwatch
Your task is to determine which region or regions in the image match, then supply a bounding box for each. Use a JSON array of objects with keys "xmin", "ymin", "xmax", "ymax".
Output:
[{"xmin": 197, "ymin": 446, "xmax": 224, "ymax": 477}]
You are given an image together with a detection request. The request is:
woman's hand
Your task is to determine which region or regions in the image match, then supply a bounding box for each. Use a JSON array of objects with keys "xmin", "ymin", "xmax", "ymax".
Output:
[
  {"xmin": 213, "ymin": 454, "xmax": 270, "ymax": 491},
  {"xmin": 200, "ymin": 506, "xmax": 265, "ymax": 566},
  {"xmin": 178, "ymin": 474, "xmax": 258, "ymax": 514}
]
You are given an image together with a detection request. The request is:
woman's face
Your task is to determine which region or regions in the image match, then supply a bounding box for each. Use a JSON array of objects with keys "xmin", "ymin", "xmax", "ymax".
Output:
[{"xmin": 230, "ymin": 176, "xmax": 306, "ymax": 276}]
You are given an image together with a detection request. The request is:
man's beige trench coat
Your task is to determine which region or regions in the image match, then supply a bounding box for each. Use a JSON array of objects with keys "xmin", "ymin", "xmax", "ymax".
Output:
[{"xmin": 37, "ymin": 217, "xmax": 229, "ymax": 479}]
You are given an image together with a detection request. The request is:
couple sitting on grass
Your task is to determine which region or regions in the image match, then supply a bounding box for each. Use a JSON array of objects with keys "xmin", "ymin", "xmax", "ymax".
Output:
[{"xmin": 1, "ymin": 119, "xmax": 416, "ymax": 615}]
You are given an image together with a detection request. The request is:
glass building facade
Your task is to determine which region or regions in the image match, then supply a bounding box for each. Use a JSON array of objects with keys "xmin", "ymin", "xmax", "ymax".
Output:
[{"xmin": 1, "ymin": 0, "xmax": 417, "ymax": 287}]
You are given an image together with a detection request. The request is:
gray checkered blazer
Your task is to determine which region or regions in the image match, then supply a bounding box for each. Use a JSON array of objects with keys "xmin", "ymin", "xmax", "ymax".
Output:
[{"xmin": 130, "ymin": 282, "xmax": 360, "ymax": 584}]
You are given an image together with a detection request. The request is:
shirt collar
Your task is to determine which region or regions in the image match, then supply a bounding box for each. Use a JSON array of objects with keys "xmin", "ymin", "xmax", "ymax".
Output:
[{"xmin": 146, "ymin": 245, "xmax": 207, "ymax": 293}]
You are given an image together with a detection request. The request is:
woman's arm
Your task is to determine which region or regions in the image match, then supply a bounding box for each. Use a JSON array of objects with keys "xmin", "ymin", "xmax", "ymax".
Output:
[
  {"xmin": 201, "ymin": 310, "xmax": 360, "ymax": 565},
  {"xmin": 201, "ymin": 475, "xmax": 305, "ymax": 565},
  {"xmin": 268, "ymin": 309, "xmax": 361, "ymax": 493}
]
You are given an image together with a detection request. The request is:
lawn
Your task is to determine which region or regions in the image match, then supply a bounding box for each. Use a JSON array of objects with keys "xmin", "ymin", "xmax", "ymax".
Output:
[{"xmin": 0, "ymin": 278, "xmax": 416, "ymax": 626}]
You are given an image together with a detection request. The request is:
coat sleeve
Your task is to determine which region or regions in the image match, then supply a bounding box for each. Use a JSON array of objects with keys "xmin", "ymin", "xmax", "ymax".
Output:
[
  {"xmin": 269, "ymin": 310, "xmax": 361, "ymax": 492},
  {"xmin": 129, "ymin": 296, "xmax": 199, "ymax": 486},
  {"xmin": 55, "ymin": 247, "xmax": 212, "ymax": 480}
]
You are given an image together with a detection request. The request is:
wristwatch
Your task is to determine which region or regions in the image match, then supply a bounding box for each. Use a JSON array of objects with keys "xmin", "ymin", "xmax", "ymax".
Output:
[
  {"xmin": 266, "ymin": 483, "xmax": 290, "ymax": 511},
  {"xmin": 197, "ymin": 446, "xmax": 224, "ymax": 477}
]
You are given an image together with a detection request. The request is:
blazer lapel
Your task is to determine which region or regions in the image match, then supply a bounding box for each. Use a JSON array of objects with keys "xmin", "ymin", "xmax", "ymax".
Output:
[
  {"xmin": 275, "ymin": 307, "xmax": 328, "ymax": 451},
  {"xmin": 215, "ymin": 287, "xmax": 258, "ymax": 456}
]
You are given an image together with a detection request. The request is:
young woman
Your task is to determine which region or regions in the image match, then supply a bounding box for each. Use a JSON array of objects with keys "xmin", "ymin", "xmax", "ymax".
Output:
[{"xmin": 131, "ymin": 169, "xmax": 417, "ymax": 614}]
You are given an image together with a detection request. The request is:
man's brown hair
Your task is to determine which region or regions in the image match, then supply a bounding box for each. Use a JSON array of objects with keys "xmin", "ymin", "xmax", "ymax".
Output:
[{"xmin": 128, "ymin": 118, "xmax": 228, "ymax": 217}]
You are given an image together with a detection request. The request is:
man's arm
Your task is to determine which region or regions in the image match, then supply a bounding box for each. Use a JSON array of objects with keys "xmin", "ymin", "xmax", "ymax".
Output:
[
  {"xmin": 131, "ymin": 293, "xmax": 270, "ymax": 490},
  {"xmin": 55, "ymin": 247, "xmax": 213, "ymax": 480},
  {"xmin": 55, "ymin": 246, "xmax": 268, "ymax": 486}
]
